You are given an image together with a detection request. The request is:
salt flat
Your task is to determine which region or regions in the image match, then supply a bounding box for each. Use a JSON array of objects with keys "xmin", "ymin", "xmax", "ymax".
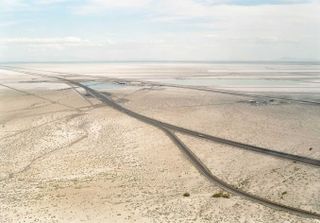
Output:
[{"xmin": 0, "ymin": 63, "xmax": 319, "ymax": 223}]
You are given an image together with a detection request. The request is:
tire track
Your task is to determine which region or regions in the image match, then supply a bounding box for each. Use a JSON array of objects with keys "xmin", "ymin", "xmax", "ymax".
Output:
[
  {"xmin": 162, "ymin": 128, "xmax": 320, "ymax": 220},
  {"xmin": 0, "ymin": 113, "xmax": 84, "ymax": 140},
  {"xmin": 0, "ymin": 135, "xmax": 87, "ymax": 183},
  {"xmin": 69, "ymin": 79, "xmax": 320, "ymax": 167},
  {"xmin": 0, "ymin": 83, "xmax": 81, "ymax": 111},
  {"xmin": 2, "ymin": 67, "xmax": 320, "ymax": 219},
  {"xmin": 3, "ymin": 68, "xmax": 320, "ymax": 166},
  {"xmin": 64, "ymin": 79, "xmax": 320, "ymax": 220}
]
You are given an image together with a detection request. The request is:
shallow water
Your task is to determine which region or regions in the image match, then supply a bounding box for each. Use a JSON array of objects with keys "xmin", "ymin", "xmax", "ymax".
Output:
[
  {"xmin": 148, "ymin": 78, "xmax": 306, "ymax": 87},
  {"xmin": 81, "ymin": 81, "xmax": 126, "ymax": 90}
]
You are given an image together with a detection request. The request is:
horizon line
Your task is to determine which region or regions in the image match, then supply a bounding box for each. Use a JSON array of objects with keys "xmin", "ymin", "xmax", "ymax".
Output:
[{"xmin": 1, "ymin": 60, "xmax": 320, "ymax": 64}]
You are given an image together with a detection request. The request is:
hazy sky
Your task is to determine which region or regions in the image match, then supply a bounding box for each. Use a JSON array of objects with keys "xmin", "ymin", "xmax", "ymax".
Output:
[{"xmin": 0, "ymin": 0, "xmax": 319, "ymax": 61}]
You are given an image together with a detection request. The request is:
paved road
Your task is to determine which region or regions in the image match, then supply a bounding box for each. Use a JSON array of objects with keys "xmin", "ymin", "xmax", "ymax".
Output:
[
  {"xmin": 3, "ymin": 66, "xmax": 319, "ymax": 167},
  {"xmin": 163, "ymin": 128, "xmax": 320, "ymax": 220},
  {"xmin": 2, "ymin": 65, "xmax": 320, "ymax": 106},
  {"xmin": 68, "ymin": 78, "xmax": 320, "ymax": 220},
  {"xmin": 2, "ymin": 67, "xmax": 320, "ymax": 220},
  {"xmin": 139, "ymin": 80, "xmax": 320, "ymax": 106}
]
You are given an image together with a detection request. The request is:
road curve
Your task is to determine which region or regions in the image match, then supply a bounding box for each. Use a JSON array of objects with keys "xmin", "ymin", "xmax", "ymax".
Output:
[
  {"xmin": 3, "ymin": 67, "xmax": 320, "ymax": 167},
  {"xmin": 163, "ymin": 128, "xmax": 320, "ymax": 220},
  {"xmin": 2, "ymin": 67, "xmax": 320, "ymax": 219},
  {"xmin": 71, "ymin": 79, "xmax": 320, "ymax": 168},
  {"xmin": 2, "ymin": 67, "xmax": 320, "ymax": 167},
  {"xmin": 64, "ymin": 79, "xmax": 320, "ymax": 220}
]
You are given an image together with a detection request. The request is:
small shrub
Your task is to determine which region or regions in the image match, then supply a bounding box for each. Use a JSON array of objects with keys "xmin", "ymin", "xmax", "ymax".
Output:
[
  {"xmin": 281, "ymin": 191, "xmax": 287, "ymax": 199},
  {"xmin": 212, "ymin": 191, "xmax": 230, "ymax": 198},
  {"xmin": 183, "ymin": 192, "xmax": 190, "ymax": 197}
]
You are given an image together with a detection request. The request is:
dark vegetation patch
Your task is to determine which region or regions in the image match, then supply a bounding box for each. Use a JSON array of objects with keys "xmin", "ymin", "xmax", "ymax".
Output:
[
  {"xmin": 183, "ymin": 192, "xmax": 190, "ymax": 197},
  {"xmin": 212, "ymin": 191, "xmax": 230, "ymax": 198},
  {"xmin": 281, "ymin": 191, "xmax": 287, "ymax": 199}
]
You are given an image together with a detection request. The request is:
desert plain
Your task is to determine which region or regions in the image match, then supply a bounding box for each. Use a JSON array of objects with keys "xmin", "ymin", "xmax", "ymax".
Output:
[{"xmin": 0, "ymin": 62, "xmax": 319, "ymax": 223}]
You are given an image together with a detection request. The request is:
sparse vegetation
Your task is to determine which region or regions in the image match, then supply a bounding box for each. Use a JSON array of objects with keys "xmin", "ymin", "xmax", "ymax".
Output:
[
  {"xmin": 183, "ymin": 192, "xmax": 190, "ymax": 197},
  {"xmin": 212, "ymin": 191, "xmax": 230, "ymax": 198},
  {"xmin": 280, "ymin": 191, "xmax": 287, "ymax": 199}
]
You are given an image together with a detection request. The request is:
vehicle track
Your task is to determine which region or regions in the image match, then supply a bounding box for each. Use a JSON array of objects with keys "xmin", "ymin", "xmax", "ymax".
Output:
[{"xmin": 2, "ymin": 67, "xmax": 320, "ymax": 219}]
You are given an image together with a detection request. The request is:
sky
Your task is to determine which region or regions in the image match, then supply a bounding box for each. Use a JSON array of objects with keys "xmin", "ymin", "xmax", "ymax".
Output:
[{"xmin": 0, "ymin": 0, "xmax": 319, "ymax": 62}]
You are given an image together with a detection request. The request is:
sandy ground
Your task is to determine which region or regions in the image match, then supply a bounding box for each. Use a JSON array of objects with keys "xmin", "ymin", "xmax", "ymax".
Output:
[{"xmin": 0, "ymin": 66, "xmax": 320, "ymax": 223}]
